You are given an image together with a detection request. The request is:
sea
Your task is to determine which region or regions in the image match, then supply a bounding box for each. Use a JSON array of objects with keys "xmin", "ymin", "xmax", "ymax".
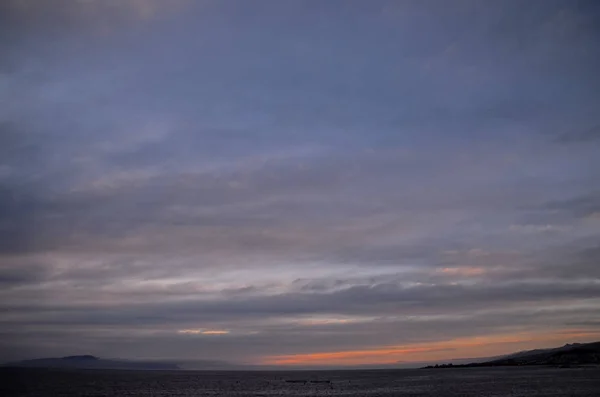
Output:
[{"xmin": 2, "ymin": 366, "xmax": 600, "ymax": 396}]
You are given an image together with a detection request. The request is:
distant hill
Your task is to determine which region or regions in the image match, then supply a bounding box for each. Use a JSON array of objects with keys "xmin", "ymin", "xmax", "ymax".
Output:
[
  {"xmin": 424, "ymin": 341, "xmax": 600, "ymax": 369},
  {"xmin": 3, "ymin": 355, "xmax": 180, "ymax": 370}
]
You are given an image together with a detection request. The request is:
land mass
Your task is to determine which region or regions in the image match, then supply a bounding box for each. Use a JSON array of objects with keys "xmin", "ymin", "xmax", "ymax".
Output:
[
  {"xmin": 3, "ymin": 355, "xmax": 180, "ymax": 370},
  {"xmin": 423, "ymin": 341, "xmax": 600, "ymax": 369}
]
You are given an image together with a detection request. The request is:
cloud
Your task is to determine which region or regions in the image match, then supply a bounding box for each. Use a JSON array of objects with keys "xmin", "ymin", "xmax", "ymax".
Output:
[
  {"xmin": 556, "ymin": 125, "xmax": 600, "ymax": 144},
  {"xmin": 509, "ymin": 224, "xmax": 568, "ymax": 234},
  {"xmin": 0, "ymin": 261, "xmax": 48, "ymax": 287},
  {"xmin": 178, "ymin": 329, "xmax": 230, "ymax": 335},
  {"xmin": 542, "ymin": 193, "xmax": 600, "ymax": 219},
  {"xmin": 437, "ymin": 267, "xmax": 486, "ymax": 277},
  {"xmin": 1, "ymin": 0, "xmax": 600, "ymax": 365}
]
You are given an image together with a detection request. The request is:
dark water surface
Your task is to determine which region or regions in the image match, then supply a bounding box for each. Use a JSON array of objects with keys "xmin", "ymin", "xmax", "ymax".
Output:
[{"xmin": 2, "ymin": 367, "xmax": 600, "ymax": 396}]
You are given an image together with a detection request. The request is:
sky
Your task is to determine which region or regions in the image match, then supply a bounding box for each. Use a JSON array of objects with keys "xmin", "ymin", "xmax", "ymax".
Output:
[{"xmin": 1, "ymin": 0, "xmax": 600, "ymax": 368}]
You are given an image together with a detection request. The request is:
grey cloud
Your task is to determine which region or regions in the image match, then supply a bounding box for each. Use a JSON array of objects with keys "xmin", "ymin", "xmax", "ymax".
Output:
[
  {"xmin": 557, "ymin": 125, "xmax": 600, "ymax": 144},
  {"xmin": 0, "ymin": 262, "xmax": 47, "ymax": 287},
  {"xmin": 1, "ymin": 0, "xmax": 600, "ymax": 363},
  {"xmin": 1, "ymin": 299, "xmax": 598, "ymax": 362},
  {"xmin": 542, "ymin": 193, "xmax": 600, "ymax": 219},
  {"xmin": 3, "ymin": 278, "xmax": 600, "ymax": 329},
  {"xmin": 0, "ymin": 143, "xmax": 585, "ymax": 261},
  {"xmin": 565, "ymin": 321, "xmax": 600, "ymax": 328},
  {"xmin": 0, "ymin": 186, "xmax": 46, "ymax": 255}
]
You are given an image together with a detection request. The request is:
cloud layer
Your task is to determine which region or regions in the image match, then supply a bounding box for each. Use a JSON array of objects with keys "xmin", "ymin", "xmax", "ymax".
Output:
[{"xmin": 1, "ymin": 0, "xmax": 600, "ymax": 365}]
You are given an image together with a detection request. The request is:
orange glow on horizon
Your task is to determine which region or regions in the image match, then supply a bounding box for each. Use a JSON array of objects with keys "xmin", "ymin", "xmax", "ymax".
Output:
[{"xmin": 261, "ymin": 330, "xmax": 600, "ymax": 366}]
